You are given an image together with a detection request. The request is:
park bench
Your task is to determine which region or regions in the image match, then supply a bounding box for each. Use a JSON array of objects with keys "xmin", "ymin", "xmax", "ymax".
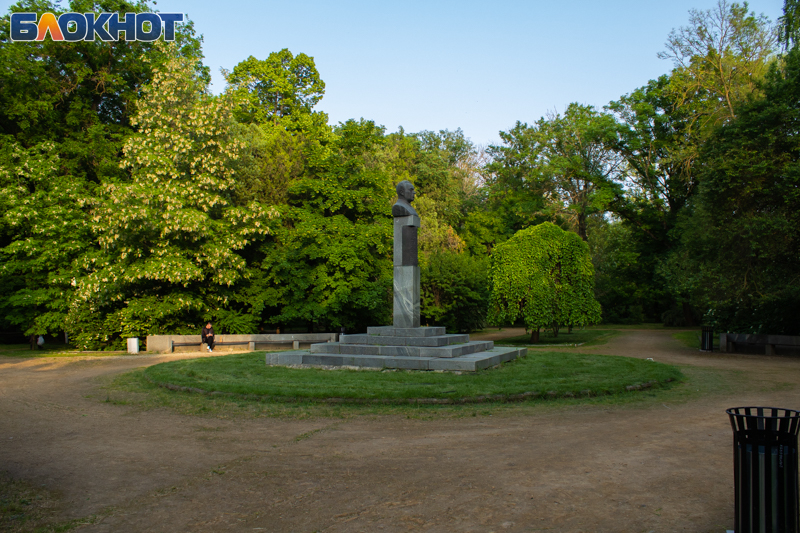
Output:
[
  {"xmin": 147, "ymin": 333, "xmax": 338, "ymax": 354},
  {"xmin": 719, "ymin": 333, "xmax": 800, "ymax": 355}
]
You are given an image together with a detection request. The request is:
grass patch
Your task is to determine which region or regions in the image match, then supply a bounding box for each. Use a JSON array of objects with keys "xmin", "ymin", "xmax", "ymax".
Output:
[
  {"xmin": 0, "ymin": 344, "xmax": 123, "ymax": 358},
  {"xmin": 141, "ymin": 350, "xmax": 682, "ymax": 404},
  {"xmin": 0, "ymin": 471, "xmax": 107, "ymax": 532},
  {"xmin": 673, "ymin": 330, "xmax": 702, "ymax": 349},
  {"xmin": 594, "ymin": 322, "xmax": 666, "ymax": 330},
  {"xmin": 496, "ymin": 329, "xmax": 617, "ymax": 347},
  {"xmin": 103, "ymin": 358, "xmax": 779, "ymax": 419}
]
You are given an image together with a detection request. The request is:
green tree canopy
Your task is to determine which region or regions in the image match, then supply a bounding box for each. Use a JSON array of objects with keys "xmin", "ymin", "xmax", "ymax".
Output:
[
  {"xmin": 66, "ymin": 44, "xmax": 278, "ymax": 347},
  {"xmin": 258, "ymin": 119, "xmax": 395, "ymax": 332},
  {"xmin": 664, "ymin": 47, "xmax": 800, "ymax": 335},
  {"xmin": 488, "ymin": 222, "xmax": 601, "ymax": 341},
  {"xmin": 227, "ymin": 50, "xmax": 325, "ymax": 126},
  {"xmin": 0, "ymin": 0, "xmax": 205, "ymax": 338}
]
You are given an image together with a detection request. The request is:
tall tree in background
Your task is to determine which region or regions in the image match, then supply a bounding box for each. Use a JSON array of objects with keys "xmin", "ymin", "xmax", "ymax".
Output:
[
  {"xmin": 68, "ymin": 45, "xmax": 277, "ymax": 348},
  {"xmin": 611, "ymin": 0, "xmax": 776, "ymax": 248},
  {"xmin": 607, "ymin": 76, "xmax": 695, "ymax": 252},
  {"xmin": 666, "ymin": 47, "xmax": 800, "ymax": 335},
  {"xmin": 485, "ymin": 105, "xmax": 620, "ymax": 242},
  {"xmin": 0, "ymin": 0, "xmax": 205, "ymax": 340},
  {"xmin": 259, "ymin": 119, "xmax": 394, "ymax": 332},
  {"xmin": 659, "ymin": 0, "xmax": 776, "ymax": 124},
  {"xmin": 530, "ymin": 104, "xmax": 621, "ymax": 241},
  {"xmin": 780, "ymin": 0, "xmax": 800, "ymax": 48},
  {"xmin": 227, "ymin": 50, "xmax": 325, "ymax": 127},
  {"xmin": 601, "ymin": 0, "xmax": 778, "ymax": 324},
  {"xmin": 484, "ymin": 122, "xmax": 549, "ymax": 234}
]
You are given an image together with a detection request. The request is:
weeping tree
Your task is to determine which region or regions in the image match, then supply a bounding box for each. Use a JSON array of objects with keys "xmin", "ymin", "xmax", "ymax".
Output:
[{"xmin": 488, "ymin": 222, "xmax": 601, "ymax": 342}]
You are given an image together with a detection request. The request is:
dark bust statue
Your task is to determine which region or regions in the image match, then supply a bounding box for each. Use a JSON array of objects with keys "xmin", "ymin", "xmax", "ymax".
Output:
[{"xmin": 392, "ymin": 180, "xmax": 418, "ymax": 217}]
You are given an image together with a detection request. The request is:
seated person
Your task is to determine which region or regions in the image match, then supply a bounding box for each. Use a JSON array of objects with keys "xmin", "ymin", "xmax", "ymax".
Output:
[{"xmin": 201, "ymin": 322, "xmax": 215, "ymax": 352}]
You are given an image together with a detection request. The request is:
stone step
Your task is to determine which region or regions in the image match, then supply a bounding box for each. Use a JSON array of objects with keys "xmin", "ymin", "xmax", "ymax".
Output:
[
  {"xmin": 366, "ymin": 326, "xmax": 445, "ymax": 337},
  {"xmin": 340, "ymin": 333, "xmax": 469, "ymax": 347},
  {"xmin": 266, "ymin": 346, "xmax": 526, "ymax": 372},
  {"xmin": 309, "ymin": 340, "xmax": 494, "ymax": 358}
]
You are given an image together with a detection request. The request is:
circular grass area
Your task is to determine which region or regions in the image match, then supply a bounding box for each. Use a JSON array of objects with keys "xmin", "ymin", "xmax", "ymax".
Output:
[{"xmin": 144, "ymin": 351, "xmax": 683, "ymax": 404}]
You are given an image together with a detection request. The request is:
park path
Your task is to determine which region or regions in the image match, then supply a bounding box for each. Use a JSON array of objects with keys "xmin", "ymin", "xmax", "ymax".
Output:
[{"xmin": 1, "ymin": 329, "xmax": 800, "ymax": 532}]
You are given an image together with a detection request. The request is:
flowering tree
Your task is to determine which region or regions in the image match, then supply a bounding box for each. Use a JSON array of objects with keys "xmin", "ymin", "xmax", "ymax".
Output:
[{"xmin": 67, "ymin": 45, "xmax": 277, "ymax": 348}]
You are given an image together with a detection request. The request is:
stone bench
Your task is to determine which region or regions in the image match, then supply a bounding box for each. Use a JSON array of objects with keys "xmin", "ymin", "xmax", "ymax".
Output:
[
  {"xmin": 147, "ymin": 333, "xmax": 338, "ymax": 354},
  {"xmin": 719, "ymin": 333, "xmax": 800, "ymax": 355}
]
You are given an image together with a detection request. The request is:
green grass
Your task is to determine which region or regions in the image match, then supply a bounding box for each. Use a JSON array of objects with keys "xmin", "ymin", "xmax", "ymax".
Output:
[
  {"xmin": 102, "ymin": 358, "xmax": 777, "ymax": 419},
  {"xmin": 141, "ymin": 350, "xmax": 682, "ymax": 404},
  {"xmin": 593, "ymin": 322, "xmax": 667, "ymax": 330},
  {"xmin": 0, "ymin": 471, "xmax": 107, "ymax": 532},
  {"xmin": 0, "ymin": 344, "xmax": 124, "ymax": 358},
  {"xmin": 672, "ymin": 330, "xmax": 702, "ymax": 349},
  {"xmin": 495, "ymin": 328, "xmax": 617, "ymax": 347}
]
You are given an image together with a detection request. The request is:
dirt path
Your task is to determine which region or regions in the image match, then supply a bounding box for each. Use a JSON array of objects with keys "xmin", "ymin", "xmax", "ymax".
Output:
[{"xmin": 2, "ymin": 330, "xmax": 800, "ymax": 532}]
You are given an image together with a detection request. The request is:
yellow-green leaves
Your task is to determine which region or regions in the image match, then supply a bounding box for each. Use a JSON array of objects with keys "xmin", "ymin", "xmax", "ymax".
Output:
[
  {"xmin": 489, "ymin": 222, "xmax": 601, "ymax": 335},
  {"xmin": 70, "ymin": 44, "xmax": 279, "ymax": 346}
]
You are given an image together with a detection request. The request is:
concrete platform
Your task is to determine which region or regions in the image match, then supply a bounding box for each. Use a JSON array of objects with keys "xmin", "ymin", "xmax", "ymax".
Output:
[{"xmin": 265, "ymin": 345, "xmax": 526, "ymax": 372}]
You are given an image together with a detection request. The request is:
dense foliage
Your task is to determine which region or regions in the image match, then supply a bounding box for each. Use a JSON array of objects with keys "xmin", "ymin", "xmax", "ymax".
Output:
[
  {"xmin": 1, "ymin": 0, "xmax": 797, "ymax": 346},
  {"xmin": 488, "ymin": 223, "xmax": 601, "ymax": 341}
]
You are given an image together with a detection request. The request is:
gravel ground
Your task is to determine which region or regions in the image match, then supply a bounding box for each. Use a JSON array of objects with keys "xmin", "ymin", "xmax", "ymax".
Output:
[{"xmin": 2, "ymin": 328, "xmax": 799, "ymax": 532}]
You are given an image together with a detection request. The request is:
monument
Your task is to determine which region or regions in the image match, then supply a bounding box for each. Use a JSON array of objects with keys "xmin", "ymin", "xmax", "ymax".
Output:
[
  {"xmin": 392, "ymin": 180, "xmax": 420, "ymax": 328},
  {"xmin": 265, "ymin": 180, "xmax": 526, "ymax": 371}
]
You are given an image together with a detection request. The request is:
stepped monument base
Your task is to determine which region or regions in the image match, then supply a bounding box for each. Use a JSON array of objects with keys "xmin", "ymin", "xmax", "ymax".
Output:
[{"xmin": 265, "ymin": 326, "xmax": 526, "ymax": 372}]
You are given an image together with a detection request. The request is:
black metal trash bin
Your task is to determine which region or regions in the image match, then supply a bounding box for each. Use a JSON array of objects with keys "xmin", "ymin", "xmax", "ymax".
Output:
[
  {"xmin": 728, "ymin": 407, "xmax": 800, "ymax": 533},
  {"xmin": 701, "ymin": 326, "xmax": 714, "ymax": 351}
]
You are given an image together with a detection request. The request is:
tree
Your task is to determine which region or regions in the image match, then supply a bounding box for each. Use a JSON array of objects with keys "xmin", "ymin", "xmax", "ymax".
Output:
[
  {"xmin": 666, "ymin": 47, "xmax": 800, "ymax": 335},
  {"xmin": 484, "ymin": 122, "xmax": 550, "ymax": 234},
  {"xmin": 607, "ymin": 76, "xmax": 695, "ymax": 248},
  {"xmin": 259, "ymin": 119, "xmax": 395, "ymax": 332},
  {"xmin": 602, "ymin": 2, "xmax": 778, "ymax": 324},
  {"xmin": 528, "ymin": 104, "xmax": 621, "ymax": 241},
  {"xmin": 588, "ymin": 218, "xmax": 660, "ymax": 324},
  {"xmin": 0, "ymin": 0, "xmax": 205, "ymax": 339},
  {"xmin": 780, "ymin": 0, "xmax": 800, "ymax": 48},
  {"xmin": 66, "ymin": 45, "xmax": 277, "ymax": 348},
  {"xmin": 659, "ymin": 0, "xmax": 777, "ymax": 124},
  {"xmin": 227, "ymin": 50, "xmax": 325, "ymax": 126},
  {"xmin": 611, "ymin": 0, "xmax": 778, "ymax": 241},
  {"xmin": 421, "ymin": 251, "xmax": 489, "ymax": 333},
  {"xmin": 488, "ymin": 222, "xmax": 601, "ymax": 341}
]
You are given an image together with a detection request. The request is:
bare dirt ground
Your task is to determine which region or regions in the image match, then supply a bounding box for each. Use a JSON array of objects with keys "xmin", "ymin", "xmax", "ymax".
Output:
[{"xmin": 2, "ymin": 329, "xmax": 800, "ymax": 532}]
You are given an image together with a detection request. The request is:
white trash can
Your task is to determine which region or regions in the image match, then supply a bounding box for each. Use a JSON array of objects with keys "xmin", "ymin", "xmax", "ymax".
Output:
[{"xmin": 127, "ymin": 338, "xmax": 139, "ymax": 354}]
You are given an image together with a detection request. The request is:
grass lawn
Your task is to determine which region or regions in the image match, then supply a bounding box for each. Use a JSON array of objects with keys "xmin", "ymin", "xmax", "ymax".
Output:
[
  {"xmin": 0, "ymin": 344, "xmax": 124, "ymax": 358},
  {"xmin": 672, "ymin": 330, "xmax": 702, "ymax": 349},
  {"xmin": 495, "ymin": 329, "xmax": 617, "ymax": 347},
  {"xmin": 142, "ymin": 350, "xmax": 682, "ymax": 403}
]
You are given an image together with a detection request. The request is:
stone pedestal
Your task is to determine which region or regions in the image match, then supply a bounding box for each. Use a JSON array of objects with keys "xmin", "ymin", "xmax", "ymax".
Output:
[
  {"xmin": 393, "ymin": 215, "xmax": 420, "ymax": 328},
  {"xmin": 266, "ymin": 326, "xmax": 526, "ymax": 371}
]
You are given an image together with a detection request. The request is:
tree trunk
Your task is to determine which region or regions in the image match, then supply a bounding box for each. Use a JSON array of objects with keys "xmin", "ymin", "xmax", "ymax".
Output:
[
  {"xmin": 578, "ymin": 213, "xmax": 588, "ymax": 241},
  {"xmin": 682, "ymin": 302, "xmax": 695, "ymax": 327},
  {"xmin": 568, "ymin": 325, "xmax": 573, "ymax": 334},
  {"xmin": 552, "ymin": 323, "xmax": 560, "ymax": 337},
  {"xmin": 530, "ymin": 328, "xmax": 540, "ymax": 343}
]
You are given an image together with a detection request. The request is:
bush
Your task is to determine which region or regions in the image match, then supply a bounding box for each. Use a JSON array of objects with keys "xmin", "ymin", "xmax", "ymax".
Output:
[{"xmin": 421, "ymin": 251, "xmax": 489, "ymax": 333}]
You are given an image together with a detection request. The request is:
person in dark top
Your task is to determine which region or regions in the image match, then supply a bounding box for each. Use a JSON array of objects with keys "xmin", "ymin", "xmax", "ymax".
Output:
[{"xmin": 201, "ymin": 322, "xmax": 215, "ymax": 352}]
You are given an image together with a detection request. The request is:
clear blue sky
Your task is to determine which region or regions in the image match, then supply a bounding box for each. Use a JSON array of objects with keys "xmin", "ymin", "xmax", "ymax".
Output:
[{"xmin": 2, "ymin": 0, "xmax": 785, "ymax": 146}]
